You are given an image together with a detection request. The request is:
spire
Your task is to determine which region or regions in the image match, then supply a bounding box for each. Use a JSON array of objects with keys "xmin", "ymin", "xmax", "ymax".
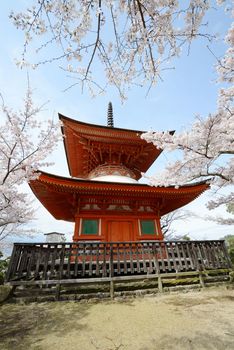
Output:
[{"xmin": 107, "ymin": 102, "xmax": 114, "ymax": 127}]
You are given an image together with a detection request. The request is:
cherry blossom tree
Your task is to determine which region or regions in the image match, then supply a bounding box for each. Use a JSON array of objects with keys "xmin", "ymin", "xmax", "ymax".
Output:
[
  {"xmin": 161, "ymin": 209, "xmax": 192, "ymax": 239},
  {"xmin": 0, "ymin": 88, "xmax": 60, "ymax": 241},
  {"xmin": 8, "ymin": 1, "xmax": 233, "ymax": 222},
  {"xmin": 10, "ymin": 0, "xmax": 221, "ymax": 99},
  {"xmin": 142, "ymin": 23, "xmax": 234, "ymax": 223}
]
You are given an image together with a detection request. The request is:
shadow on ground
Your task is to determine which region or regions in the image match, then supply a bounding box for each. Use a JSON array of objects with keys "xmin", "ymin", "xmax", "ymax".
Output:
[{"xmin": 0, "ymin": 301, "xmax": 92, "ymax": 350}]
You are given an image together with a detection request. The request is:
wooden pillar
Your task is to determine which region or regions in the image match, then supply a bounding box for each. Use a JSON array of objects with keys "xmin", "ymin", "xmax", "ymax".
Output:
[
  {"xmin": 156, "ymin": 218, "xmax": 164, "ymax": 240},
  {"xmin": 73, "ymin": 217, "xmax": 80, "ymax": 241}
]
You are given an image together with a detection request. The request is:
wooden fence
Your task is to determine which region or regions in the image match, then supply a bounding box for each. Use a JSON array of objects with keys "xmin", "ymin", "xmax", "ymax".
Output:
[{"xmin": 6, "ymin": 240, "xmax": 232, "ymax": 284}]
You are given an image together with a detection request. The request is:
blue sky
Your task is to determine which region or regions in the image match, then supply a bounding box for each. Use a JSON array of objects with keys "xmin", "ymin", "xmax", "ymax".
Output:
[{"xmin": 0, "ymin": 1, "xmax": 233, "ymax": 245}]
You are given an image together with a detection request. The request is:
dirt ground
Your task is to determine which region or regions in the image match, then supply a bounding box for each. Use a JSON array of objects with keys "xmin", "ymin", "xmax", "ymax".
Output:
[{"xmin": 0, "ymin": 286, "xmax": 234, "ymax": 350}]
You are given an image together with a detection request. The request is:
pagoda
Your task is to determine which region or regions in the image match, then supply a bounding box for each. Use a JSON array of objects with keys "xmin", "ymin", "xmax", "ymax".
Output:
[{"xmin": 30, "ymin": 104, "xmax": 209, "ymax": 242}]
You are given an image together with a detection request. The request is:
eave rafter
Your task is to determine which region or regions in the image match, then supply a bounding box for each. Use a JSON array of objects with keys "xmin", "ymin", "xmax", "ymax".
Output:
[
  {"xmin": 29, "ymin": 169, "xmax": 209, "ymax": 224},
  {"xmin": 29, "ymin": 171, "xmax": 209, "ymax": 220},
  {"xmin": 40, "ymin": 176, "xmax": 208, "ymax": 197},
  {"xmin": 60, "ymin": 115, "xmax": 162, "ymax": 179}
]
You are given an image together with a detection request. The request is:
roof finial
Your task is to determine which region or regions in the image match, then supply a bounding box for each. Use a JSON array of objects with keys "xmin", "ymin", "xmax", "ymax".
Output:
[{"xmin": 107, "ymin": 102, "xmax": 114, "ymax": 127}]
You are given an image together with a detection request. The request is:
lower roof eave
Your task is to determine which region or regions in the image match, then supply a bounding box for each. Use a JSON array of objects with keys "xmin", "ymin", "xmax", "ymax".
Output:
[
  {"xmin": 31, "ymin": 170, "xmax": 210, "ymax": 194},
  {"xmin": 29, "ymin": 171, "xmax": 210, "ymax": 221}
]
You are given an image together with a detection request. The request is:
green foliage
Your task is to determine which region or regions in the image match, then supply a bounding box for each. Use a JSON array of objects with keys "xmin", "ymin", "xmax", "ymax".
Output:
[
  {"xmin": 181, "ymin": 234, "xmax": 191, "ymax": 241},
  {"xmin": 0, "ymin": 251, "xmax": 10, "ymax": 285},
  {"xmin": 226, "ymin": 203, "xmax": 234, "ymax": 214},
  {"xmin": 224, "ymin": 235, "xmax": 234, "ymax": 266}
]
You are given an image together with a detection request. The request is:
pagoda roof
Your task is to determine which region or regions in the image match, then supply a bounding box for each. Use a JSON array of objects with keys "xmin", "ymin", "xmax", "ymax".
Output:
[
  {"xmin": 59, "ymin": 114, "xmax": 171, "ymax": 180},
  {"xmin": 30, "ymin": 171, "xmax": 209, "ymax": 221}
]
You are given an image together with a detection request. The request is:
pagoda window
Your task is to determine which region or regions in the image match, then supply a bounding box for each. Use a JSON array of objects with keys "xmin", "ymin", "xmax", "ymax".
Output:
[
  {"xmin": 140, "ymin": 220, "xmax": 157, "ymax": 235},
  {"xmin": 81, "ymin": 219, "xmax": 99, "ymax": 235}
]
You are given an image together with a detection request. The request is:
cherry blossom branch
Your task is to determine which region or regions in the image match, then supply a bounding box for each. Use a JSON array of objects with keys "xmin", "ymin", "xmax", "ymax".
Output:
[
  {"xmin": 10, "ymin": 0, "xmax": 220, "ymax": 98},
  {"xmin": 0, "ymin": 86, "xmax": 61, "ymax": 241}
]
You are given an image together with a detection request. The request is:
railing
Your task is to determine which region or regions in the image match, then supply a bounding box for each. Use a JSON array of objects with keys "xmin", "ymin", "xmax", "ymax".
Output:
[{"xmin": 6, "ymin": 240, "xmax": 232, "ymax": 283}]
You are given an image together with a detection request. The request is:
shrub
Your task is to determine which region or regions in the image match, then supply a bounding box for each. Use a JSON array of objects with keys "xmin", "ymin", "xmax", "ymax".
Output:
[{"xmin": 0, "ymin": 251, "xmax": 10, "ymax": 285}]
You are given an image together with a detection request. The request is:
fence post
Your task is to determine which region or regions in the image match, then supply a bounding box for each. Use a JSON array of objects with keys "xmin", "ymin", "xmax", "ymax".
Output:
[
  {"xmin": 198, "ymin": 267, "xmax": 205, "ymax": 288},
  {"xmin": 109, "ymin": 244, "xmax": 114, "ymax": 298},
  {"xmin": 110, "ymin": 280, "xmax": 114, "ymax": 299},
  {"xmin": 56, "ymin": 283, "xmax": 61, "ymax": 301},
  {"xmin": 158, "ymin": 275, "xmax": 163, "ymax": 293},
  {"xmin": 5, "ymin": 244, "xmax": 17, "ymax": 282}
]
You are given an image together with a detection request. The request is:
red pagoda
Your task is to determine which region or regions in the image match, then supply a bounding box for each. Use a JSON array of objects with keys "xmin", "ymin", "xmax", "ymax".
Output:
[{"xmin": 30, "ymin": 105, "xmax": 209, "ymax": 242}]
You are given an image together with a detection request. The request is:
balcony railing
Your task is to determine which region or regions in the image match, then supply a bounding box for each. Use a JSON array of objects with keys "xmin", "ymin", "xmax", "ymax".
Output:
[{"xmin": 6, "ymin": 240, "xmax": 232, "ymax": 284}]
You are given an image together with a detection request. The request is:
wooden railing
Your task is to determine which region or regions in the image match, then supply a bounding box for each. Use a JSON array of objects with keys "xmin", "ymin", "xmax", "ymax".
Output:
[{"xmin": 6, "ymin": 240, "xmax": 232, "ymax": 284}]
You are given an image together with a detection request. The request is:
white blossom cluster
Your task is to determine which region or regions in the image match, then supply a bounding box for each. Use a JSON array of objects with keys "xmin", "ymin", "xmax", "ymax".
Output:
[
  {"xmin": 10, "ymin": 0, "xmax": 219, "ymax": 98},
  {"xmin": 142, "ymin": 113, "xmax": 233, "ymax": 188},
  {"xmin": 142, "ymin": 8, "xmax": 234, "ymax": 222},
  {"xmin": 0, "ymin": 88, "xmax": 61, "ymax": 241}
]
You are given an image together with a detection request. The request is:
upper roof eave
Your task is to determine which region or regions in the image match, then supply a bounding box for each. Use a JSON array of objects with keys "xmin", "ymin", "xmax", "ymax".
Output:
[
  {"xmin": 59, "ymin": 113, "xmax": 175, "ymax": 179},
  {"xmin": 59, "ymin": 113, "xmax": 175, "ymax": 136}
]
